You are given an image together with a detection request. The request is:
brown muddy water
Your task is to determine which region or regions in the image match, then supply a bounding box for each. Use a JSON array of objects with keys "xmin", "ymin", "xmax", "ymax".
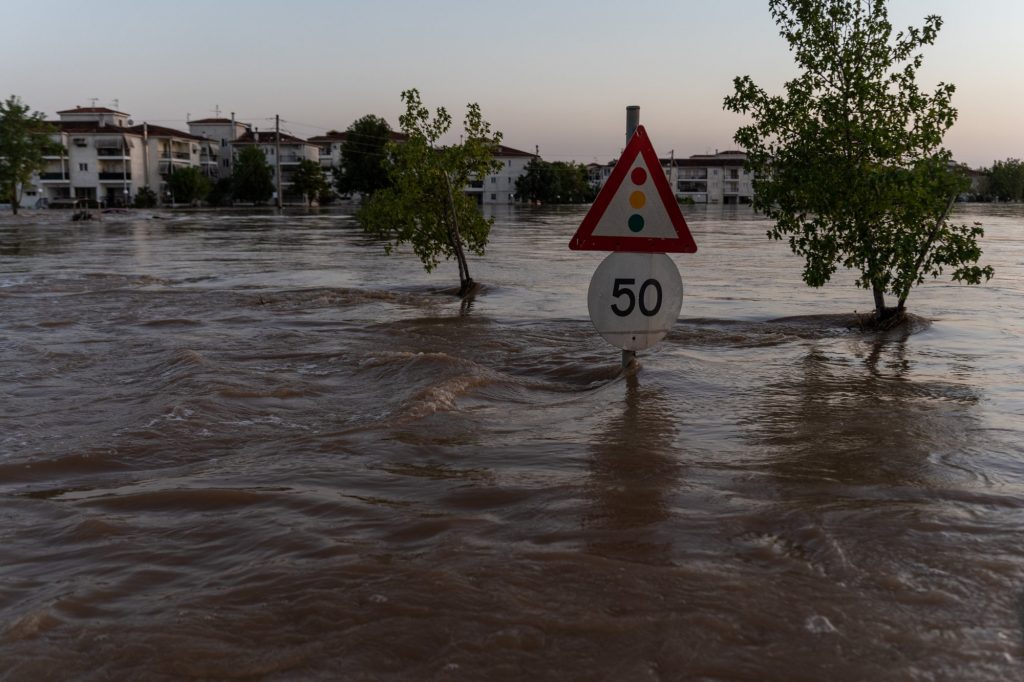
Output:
[{"xmin": 1, "ymin": 204, "xmax": 1023, "ymax": 681}]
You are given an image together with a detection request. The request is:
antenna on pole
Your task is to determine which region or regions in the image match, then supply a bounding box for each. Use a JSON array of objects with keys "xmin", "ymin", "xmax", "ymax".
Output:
[
  {"xmin": 89, "ymin": 97, "xmax": 99, "ymax": 108},
  {"xmin": 213, "ymin": 105, "xmax": 221, "ymax": 118}
]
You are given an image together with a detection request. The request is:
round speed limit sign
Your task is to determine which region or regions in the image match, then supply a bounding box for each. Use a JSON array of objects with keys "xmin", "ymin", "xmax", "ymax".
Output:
[{"xmin": 587, "ymin": 252, "xmax": 683, "ymax": 351}]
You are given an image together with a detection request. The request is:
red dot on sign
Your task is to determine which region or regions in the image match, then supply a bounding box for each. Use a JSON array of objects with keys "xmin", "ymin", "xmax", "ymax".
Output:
[{"xmin": 631, "ymin": 168, "xmax": 647, "ymax": 185}]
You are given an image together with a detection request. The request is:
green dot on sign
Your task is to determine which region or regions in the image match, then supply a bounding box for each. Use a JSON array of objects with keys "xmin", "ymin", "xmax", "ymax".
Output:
[{"xmin": 628, "ymin": 214, "xmax": 645, "ymax": 232}]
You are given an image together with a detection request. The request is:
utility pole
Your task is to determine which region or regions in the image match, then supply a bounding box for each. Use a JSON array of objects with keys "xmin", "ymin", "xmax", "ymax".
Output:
[
  {"xmin": 669, "ymin": 149, "xmax": 675, "ymax": 193},
  {"xmin": 143, "ymin": 122, "xmax": 149, "ymax": 190},
  {"xmin": 275, "ymin": 114, "xmax": 283, "ymax": 210}
]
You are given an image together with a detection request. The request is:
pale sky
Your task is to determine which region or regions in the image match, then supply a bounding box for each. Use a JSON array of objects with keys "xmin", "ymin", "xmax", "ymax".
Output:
[{"xmin": 3, "ymin": 0, "xmax": 1020, "ymax": 168}]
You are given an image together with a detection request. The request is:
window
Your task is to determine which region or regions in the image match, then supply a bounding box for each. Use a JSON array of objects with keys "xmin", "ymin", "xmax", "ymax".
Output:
[
  {"xmin": 79, "ymin": 163, "xmax": 88, "ymax": 171},
  {"xmin": 491, "ymin": 193, "xmax": 497, "ymax": 200},
  {"xmin": 491, "ymin": 177, "xmax": 497, "ymax": 184}
]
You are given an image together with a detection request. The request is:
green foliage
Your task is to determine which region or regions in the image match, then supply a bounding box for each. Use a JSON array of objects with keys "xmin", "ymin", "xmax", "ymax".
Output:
[
  {"xmin": 167, "ymin": 166, "xmax": 211, "ymax": 206},
  {"xmin": 206, "ymin": 177, "xmax": 234, "ymax": 207},
  {"xmin": 723, "ymin": 0, "xmax": 992, "ymax": 321},
  {"xmin": 336, "ymin": 115, "xmax": 394, "ymax": 196},
  {"xmin": 231, "ymin": 145, "xmax": 274, "ymax": 204},
  {"xmin": 358, "ymin": 89, "xmax": 503, "ymax": 295},
  {"xmin": 290, "ymin": 159, "xmax": 330, "ymax": 206},
  {"xmin": 985, "ymin": 159, "xmax": 1024, "ymax": 202},
  {"xmin": 0, "ymin": 95, "xmax": 57, "ymax": 215},
  {"xmin": 133, "ymin": 187, "xmax": 157, "ymax": 208},
  {"xmin": 516, "ymin": 159, "xmax": 596, "ymax": 204}
]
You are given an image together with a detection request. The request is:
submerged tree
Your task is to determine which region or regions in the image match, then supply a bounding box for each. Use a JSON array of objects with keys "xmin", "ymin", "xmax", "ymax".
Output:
[
  {"xmin": 0, "ymin": 96, "xmax": 56, "ymax": 215},
  {"xmin": 358, "ymin": 89, "xmax": 502, "ymax": 297},
  {"xmin": 724, "ymin": 0, "xmax": 992, "ymax": 326},
  {"xmin": 231, "ymin": 145, "xmax": 274, "ymax": 204},
  {"xmin": 290, "ymin": 159, "xmax": 330, "ymax": 207},
  {"xmin": 335, "ymin": 114, "xmax": 394, "ymax": 197},
  {"xmin": 167, "ymin": 166, "xmax": 211, "ymax": 206}
]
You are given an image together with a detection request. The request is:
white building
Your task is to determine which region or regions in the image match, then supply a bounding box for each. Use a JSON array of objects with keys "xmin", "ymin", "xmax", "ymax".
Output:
[
  {"xmin": 467, "ymin": 144, "xmax": 538, "ymax": 205},
  {"xmin": 188, "ymin": 117, "xmax": 251, "ymax": 179}
]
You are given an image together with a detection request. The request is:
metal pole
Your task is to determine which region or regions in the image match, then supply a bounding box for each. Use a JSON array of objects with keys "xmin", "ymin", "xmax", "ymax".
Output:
[
  {"xmin": 626, "ymin": 105, "xmax": 640, "ymax": 143},
  {"xmin": 622, "ymin": 105, "xmax": 640, "ymax": 370}
]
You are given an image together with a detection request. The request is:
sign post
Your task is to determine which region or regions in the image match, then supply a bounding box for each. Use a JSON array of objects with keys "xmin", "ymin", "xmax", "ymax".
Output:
[{"xmin": 570, "ymin": 113, "xmax": 697, "ymax": 368}]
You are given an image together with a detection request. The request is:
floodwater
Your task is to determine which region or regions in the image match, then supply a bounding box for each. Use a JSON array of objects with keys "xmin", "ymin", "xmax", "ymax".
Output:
[{"xmin": 1, "ymin": 204, "xmax": 1023, "ymax": 681}]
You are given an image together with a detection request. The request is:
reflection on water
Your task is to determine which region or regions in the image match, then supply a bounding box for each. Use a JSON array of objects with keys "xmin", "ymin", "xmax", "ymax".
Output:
[
  {"xmin": 752, "ymin": 327, "xmax": 982, "ymax": 488},
  {"xmin": 585, "ymin": 372, "xmax": 678, "ymax": 564}
]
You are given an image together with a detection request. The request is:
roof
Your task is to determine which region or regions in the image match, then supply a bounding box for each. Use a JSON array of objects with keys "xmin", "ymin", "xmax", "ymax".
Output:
[
  {"xmin": 49, "ymin": 121, "xmax": 142, "ymax": 136},
  {"xmin": 126, "ymin": 123, "xmax": 205, "ymax": 141},
  {"xmin": 493, "ymin": 144, "xmax": 537, "ymax": 158},
  {"xmin": 307, "ymin": 130, "xmax": 409, "ymax": 144},
  {"xmin": 188, "ymin": 117, "xmax": 238, "ymax": 125},
  {"xmin": 57, "ymin": 106, "xmax": 129, "ymax": 116},
  {"xmin": 234, "ymin": 130, "xmax": 315, "ymax": 146},
  {"xmin": 672, "ymin": 157, "xmax": 747, "ymax": 168}
]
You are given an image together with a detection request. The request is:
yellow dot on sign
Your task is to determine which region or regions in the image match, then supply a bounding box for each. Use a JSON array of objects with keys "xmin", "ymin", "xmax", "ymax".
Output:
[{"xmin": 629, "ymin": 191, "xmax": 646, "ymax": 209}]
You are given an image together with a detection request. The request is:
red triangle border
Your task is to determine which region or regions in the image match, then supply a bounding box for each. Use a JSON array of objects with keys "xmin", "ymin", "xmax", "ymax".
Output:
[{"xmin": 569, "ymin": 125, "xmax": 697, "ymax": 253}]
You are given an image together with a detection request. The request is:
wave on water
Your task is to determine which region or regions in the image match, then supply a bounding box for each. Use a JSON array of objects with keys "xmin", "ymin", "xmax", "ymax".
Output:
[
  {"xmin": 676, "ymin": 313, "xmax": 932, "ymax": 348},
  {"xmin": 255, "ymin": 287, "xmax": 444, "ymax": 313}
]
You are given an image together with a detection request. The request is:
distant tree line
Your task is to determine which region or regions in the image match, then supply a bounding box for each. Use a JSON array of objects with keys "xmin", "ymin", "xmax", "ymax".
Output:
[
  {"xmin": 972, "ymin": 158, "xmax": 1024, "ymax": 202},
  {"xmin": 515, "ymin": 159, "xmax": 595, "ymax": 204}
]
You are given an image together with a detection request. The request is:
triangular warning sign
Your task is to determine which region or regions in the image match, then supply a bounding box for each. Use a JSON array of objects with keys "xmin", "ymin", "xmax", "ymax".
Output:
[{"xmin": 570, "ymin": 125, "xmax": 697, "ymax": 253}]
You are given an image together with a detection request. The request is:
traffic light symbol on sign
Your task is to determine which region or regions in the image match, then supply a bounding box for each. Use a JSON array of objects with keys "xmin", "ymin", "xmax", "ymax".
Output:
[{"xmin": 628, "ymin": 168, "xmax": 648, "ymax": 233}]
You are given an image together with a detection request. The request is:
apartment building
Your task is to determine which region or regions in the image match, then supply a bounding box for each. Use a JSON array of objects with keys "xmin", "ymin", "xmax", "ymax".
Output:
[
  {"xmin": 669, "ymin": 151, "xmax": 753, "ymax": 205},
  {"xmin": 590, "ymin": 151, "xmax": 754, "ymax": 205},
  {"xmin": 36, "ymin": 106, "xmax": 208, "ymax": 207}
]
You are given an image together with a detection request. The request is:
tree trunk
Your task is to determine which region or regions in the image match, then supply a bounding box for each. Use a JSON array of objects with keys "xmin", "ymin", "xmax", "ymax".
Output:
[
  {"xmin": 871, "ymin": 281, "xmax": 905, "ymax": 327},
  {"xmin": 872, "ymin": 283, "xmax": 887, "ymax": 318},
  {"xmin": 897, "ymin": 195, "xmax": 957, "ymax": 312},
  {"xmin": 444, "ymin": 173, "xmax": 473, "ymax": 297}
]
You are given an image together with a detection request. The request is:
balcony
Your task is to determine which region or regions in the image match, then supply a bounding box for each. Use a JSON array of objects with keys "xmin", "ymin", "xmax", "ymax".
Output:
[
  {"xmin": 39, "ymin": 172, "xmax": 69, "ymax": 181},
  {"xmin": 678, "ymin": 181, "xmax": 707, "ymax": 193},
  {"xmin": 99, "ymin": 172, "xmax": 132, "ymax": 181},
  {"xmin": 97, "ymin": 147, "xmax": 129, "ymax": 157},
  {"xmin": 278, "ymin": 154, "xmax": 304, "ymax": 164}
]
